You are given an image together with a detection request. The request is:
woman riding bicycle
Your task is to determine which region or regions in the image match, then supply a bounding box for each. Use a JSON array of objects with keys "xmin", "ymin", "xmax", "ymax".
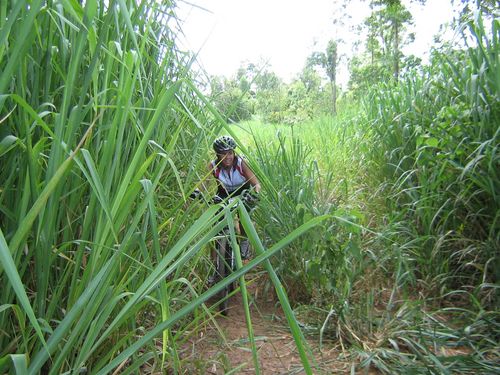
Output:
[{"xmin": 209, "ymin": 135, "xmax": 261, "ymax": 259}]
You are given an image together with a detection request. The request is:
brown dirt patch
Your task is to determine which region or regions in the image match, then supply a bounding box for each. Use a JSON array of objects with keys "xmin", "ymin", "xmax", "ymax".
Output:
[{"xmin": 178, "ymin": 274, "xmax": 355, "ymax": 374}]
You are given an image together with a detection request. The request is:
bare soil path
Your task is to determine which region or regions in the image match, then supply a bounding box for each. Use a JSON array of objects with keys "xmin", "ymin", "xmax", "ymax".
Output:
[{"xmin": 179, "ymin": 273, "xmax": 352, "ymax": 374}]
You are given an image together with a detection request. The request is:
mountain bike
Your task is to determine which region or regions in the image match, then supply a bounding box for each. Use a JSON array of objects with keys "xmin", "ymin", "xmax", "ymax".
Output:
[{"xmin": 191, "ymin": 189, "xmax": 258, "ymax": 315}]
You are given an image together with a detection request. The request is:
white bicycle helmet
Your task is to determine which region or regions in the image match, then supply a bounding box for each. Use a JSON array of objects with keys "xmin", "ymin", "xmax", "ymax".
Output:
[{"xmin": 213, "ymin": 135, "xmax": 236, "ymax": 153}]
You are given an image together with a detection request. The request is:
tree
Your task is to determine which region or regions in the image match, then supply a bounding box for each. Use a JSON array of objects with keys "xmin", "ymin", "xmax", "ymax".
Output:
[
  {"xmin": 349, "ymin": 0, "xmax": 415, "ymax": 92},
  {"xmin": 453, "ymin": 0, "xmax": 499, "ymax": 19},
  {"xmin": 366, "ymin": 0, "xmax": 414, "ymax": 81},
  {"xmin": 209, "ymin": 75, "xmax": 254, "ymax": 122},
  {"xmin": 254, "ymin": 70, "xmax": 285, "ymax": 123},
  {"xmin": 307, "ymin": 39, "xmax": 341, "ymax": 114},
  {"xmin": 236, "ymin": 62, "xmax": 259, "ymax": 94},
  {"xmin": 325, "ymin": 40, "xmax": 339, "ymax": 114}
]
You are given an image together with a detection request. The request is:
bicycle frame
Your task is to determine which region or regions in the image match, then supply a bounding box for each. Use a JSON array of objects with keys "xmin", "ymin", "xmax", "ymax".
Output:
[
  {"xmin": 213, "ymin": 197, "xmax": 240, "ymax": 315},
  {"xmin": 190, "ymin": 190, "xmax": 257, "ymax": 315}
]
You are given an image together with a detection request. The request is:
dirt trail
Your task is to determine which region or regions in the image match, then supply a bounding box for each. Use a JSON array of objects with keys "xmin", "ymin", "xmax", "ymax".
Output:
[{"xmin": 180, "ymin": 273, "xmax": 351, "ymax": 374}]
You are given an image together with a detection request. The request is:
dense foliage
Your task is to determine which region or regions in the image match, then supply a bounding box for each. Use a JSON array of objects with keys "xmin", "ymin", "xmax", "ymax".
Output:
[
  {"xmin": 365, "ymin": 16, "xmax": 499, "ymax": 296},
  {"xmin": 0, "ymin": 2, "xmax": 322, "ymax": 372},
  {"xmin": 0, "ymin": 0, "xmax": 498, "ymax": 374},
  {"xmin": 236, "ymin": 9, "xmax": 499, "ymax": 374},
  {"xmin": 0, "ymin": 0, "xmax": 226, "ymax": 372},
  {"xmin": 209, "ymin": 62, "xmax": 334, "ymax": 125}
]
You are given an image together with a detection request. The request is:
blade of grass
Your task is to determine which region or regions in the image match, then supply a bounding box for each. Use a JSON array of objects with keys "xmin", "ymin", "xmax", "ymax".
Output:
[
  {"xmin": 239, "ymin": 205, "xmax": 318, "ymax": 375},
  {"xmin": 0, "ymin": 229, "xmax": 47, "ymax": 351},
  {"xmin": 227, "ymin": 209, "xmax": 261, "ymax": 375},
  {"xmin": 95, "ymin": 215, "xmax": 330, "ymax": 374}
]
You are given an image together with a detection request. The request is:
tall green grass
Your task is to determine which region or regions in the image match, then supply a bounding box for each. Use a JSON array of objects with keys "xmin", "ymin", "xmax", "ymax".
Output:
[
  {"xmin": 232, "ymin": 109, "xmax": 368, "ymax": 318},
  {"xmin": 0, "ymin": 0, "xmax": 209, "ymax": 371},
  {"xmin": 363, "ymin": 12, "xmax": 499, "ymax": 302},
  {"xmin": 0, "ymin": 1, "xmax": 324, "ymax": 373},
  {"xmin": 228, "ymin": 10, "xmax": 499, "ymax": 375},
  {"xmin": 349, "ymin": 11, "xmax": 500, "ymax": 374},
  {"xmin": 1, "ymin": 1, "xmax": 497, "ymax": 373}
]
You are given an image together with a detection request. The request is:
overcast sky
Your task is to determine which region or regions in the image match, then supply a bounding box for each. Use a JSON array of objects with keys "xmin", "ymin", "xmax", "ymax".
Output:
[{"xmin": 176, "ymin": 0, "xmax": 456, "ymax": 86}]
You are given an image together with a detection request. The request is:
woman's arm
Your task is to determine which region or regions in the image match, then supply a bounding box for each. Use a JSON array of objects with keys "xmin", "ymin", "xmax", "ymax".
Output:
[
  {"xmin": 207, "ymin": 161, "xmax": 214, "ymax": 174},
  {"xmin": 242, "ymin": 161, "xmax": 261, "ymax": 193}
]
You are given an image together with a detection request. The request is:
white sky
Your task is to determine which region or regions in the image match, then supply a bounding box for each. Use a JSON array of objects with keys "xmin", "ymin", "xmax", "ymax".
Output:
[{"xmin": 176, "ymin": 0, "xmax": 456, "ymax": 86}]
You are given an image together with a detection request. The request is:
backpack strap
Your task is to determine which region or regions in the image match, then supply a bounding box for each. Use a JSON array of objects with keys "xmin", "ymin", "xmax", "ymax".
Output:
[
  {"xmin": 211, "ymin": 160, "xmax": 221, "ymax": 178},
  {"xmin": 234, "ymin": 156, "xmax": 243, "ymax": 175}
]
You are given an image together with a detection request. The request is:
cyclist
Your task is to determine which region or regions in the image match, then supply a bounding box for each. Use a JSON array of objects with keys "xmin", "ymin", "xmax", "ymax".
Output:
[{"xmin": 209, "ymin": 135, "xmax": 261, "ymax": 260}]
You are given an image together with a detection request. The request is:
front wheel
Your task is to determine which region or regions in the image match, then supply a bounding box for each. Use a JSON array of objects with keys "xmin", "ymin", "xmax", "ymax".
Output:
[{"xmin": 215, "ymin": 236, "xmax": 234, "ymax": 315}]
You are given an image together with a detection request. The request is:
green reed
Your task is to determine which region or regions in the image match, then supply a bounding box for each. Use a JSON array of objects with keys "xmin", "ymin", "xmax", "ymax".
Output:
[{"xmin": 0, "ymin": 1, "xmax": 322, "ymax": 373}]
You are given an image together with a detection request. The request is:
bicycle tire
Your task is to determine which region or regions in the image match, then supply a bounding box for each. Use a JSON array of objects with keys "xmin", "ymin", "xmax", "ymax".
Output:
[{"xmin": 216, "ymin": 235, "xmax": 234, "ymax": 315}]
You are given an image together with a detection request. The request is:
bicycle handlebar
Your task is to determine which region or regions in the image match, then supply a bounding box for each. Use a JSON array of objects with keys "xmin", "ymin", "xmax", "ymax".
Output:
[{"xmin": 189, "ymin": 188, "xmax": 259, "ymax": 211}]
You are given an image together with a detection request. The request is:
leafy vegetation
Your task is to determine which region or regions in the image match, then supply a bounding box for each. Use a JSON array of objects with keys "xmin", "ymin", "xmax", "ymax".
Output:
[
  {"xmin": 0, "ymin": 0, "xmax": 286, "ymax": 372},
  {"xmin": 232, "ymin": 8, "xmax": 499, "ymax": 374},
  {"xmin": 0, "ymin": 0, "xmax": 498, "ymax": 374}
]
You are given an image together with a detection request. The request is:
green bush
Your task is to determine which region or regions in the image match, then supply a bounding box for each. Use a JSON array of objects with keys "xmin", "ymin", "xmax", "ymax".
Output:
[{"xmin": 363, "ymin": 12, "xmax": 499, "ymax": 307}]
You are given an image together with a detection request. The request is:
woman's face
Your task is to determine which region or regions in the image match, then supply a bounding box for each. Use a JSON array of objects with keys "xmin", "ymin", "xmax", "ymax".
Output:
[{"xmin": 217, "ymin": 150, "xmax": 234, "ymax": 168}]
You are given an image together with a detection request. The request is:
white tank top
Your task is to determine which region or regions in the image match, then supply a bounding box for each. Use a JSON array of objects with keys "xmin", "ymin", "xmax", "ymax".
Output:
[{"xmin": 211, "ymin": 156, "xmax": 247, "ymax": 193}]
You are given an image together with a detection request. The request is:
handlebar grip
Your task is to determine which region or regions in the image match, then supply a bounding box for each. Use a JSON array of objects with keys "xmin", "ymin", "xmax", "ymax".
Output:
[
  {"xmin": 189, "ymin": 189, "xmax": 202, "ymax": 200},
  {"xmin": 212, "ymin": 195, "xmax": 224, "ymax": 204},
  {"xmin": 241, "ymin": 189, "xmax": 259, "ymax": 208}
]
